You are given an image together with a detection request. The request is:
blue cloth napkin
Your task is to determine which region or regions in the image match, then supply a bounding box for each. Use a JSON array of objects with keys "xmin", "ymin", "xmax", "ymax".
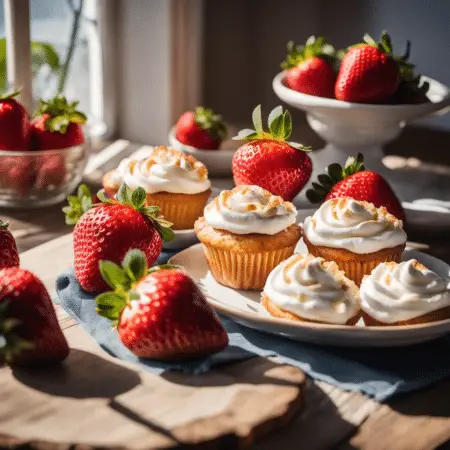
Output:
[{"xmin": 56, "ymin": 251, "xmax": 450, "ymax": 402}]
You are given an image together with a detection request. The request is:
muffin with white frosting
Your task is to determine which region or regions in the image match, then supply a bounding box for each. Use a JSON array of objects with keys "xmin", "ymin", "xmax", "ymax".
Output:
[
  {"xmin": 303, "ymin": 197, "xmax": 407, "ymax": 285},
  {"xmin": 361, "ymin": 259, "xmax": 450, "ymax": 326},
  {"xmin": 194, "ymin": 185, "xmax": 302, "ymax": 290},
  {"xmin": 262, "ymin": 253, "xmax": 360, "ymax": 325},
  {"xmin": 102, "ymin": 146, "xmax": 211, "ymax": 229}
]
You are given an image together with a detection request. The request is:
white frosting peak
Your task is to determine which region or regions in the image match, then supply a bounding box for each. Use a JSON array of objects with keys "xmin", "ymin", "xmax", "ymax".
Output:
[
  {"xmin": 204, "ymin": 185, "xmax": 297, "ymax": 235},
  {"xmin": 263, "ymin": 253, "xmax": 359, "ymax": 324},
  {"xmin": 303, "ymin": 198, "xmax": 406, "ymax": 254},
  {"xmin": 360, "ymin": 260, "xmax": 450, "ymax": 323},
  {"xmin": 110, "ymin": 146, "xmax": 211, "ymax": 194}
]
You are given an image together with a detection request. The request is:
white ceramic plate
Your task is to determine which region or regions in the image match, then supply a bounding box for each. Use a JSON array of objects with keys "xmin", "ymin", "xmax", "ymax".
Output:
[
  {"xmin": 168, "ymin": 127, "xmax": 238, "ymax": 176},
  {"xmin": 169, "ymin": 244, "xmax": 450, "ymax": 347}
]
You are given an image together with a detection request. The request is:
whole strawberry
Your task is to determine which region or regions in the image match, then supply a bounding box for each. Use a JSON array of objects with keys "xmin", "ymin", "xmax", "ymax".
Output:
[
  {"xmin": 232, "ymin": 105, "xmax": 312, "ymax": 201},
  {"xmin": 0, "ymin": 90, "xmax": 31, "ymax": 150},
  {"xmin": 96, "ymin": 249, "xmax": 228, "ymax": 360},
  {"xmin": 35, "ymin": 154, "xmax": 66, "ymax": 190},
  {"xmin": 306, "ymin": 153, "xmax": 405, "ymax": 222},
  {"xmin": 335, "ymin": 32, "xmax": 405, "ymax": 103},
  {"xmin": 281, "ymin": 37, "xmax": 337, "ymax": 98},
  {"xmin": 0, "ymin": 220, "xmax": 20, "ymax": 269},
  {"xmin": 63, "ymin": 184, "xmax": 174, "ymax": 293},
  {"xmin": 32, "ymin": 96, "xmax": 86, "ymax": 150},
  {"xmin": 0, "ymin": 267, "xmax": 69, "ymax": 366},
  {"xmin": 175, "ymin": 106, "xmax": 227, "ymax": 150}
]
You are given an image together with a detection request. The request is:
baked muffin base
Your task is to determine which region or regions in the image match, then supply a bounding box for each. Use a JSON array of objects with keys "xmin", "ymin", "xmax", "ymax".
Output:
[
  {"xmin": 303, "ymin": 235, "xmax": 405, "ymax": 286},
  {"xmin": 362, "ymin": 307, "xmax": 450, "ymax": 327},
  {"xmin": 195, "ymin": 218, "xmax": 302, "ymax": 290},
  {"xmin": 103, "ymin": 175, "xmax": 210, "ymax": 230},
  {"xmin": 262, "ymin": 294, "xmax": 360, "ymax": 326}
]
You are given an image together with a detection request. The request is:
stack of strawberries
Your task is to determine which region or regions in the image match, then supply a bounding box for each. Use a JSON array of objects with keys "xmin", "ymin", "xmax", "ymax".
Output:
[
  {"xmin": 281, "ymin": 31, "xmax": 429, "ymax": 104},
  {"xmin": 0, "ymin": 92, "xmax": 86, "ymax": 195}
]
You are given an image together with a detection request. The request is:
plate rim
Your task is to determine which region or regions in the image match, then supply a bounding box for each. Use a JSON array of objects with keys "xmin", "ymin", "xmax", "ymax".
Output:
[{"xmin": 169, "ymin": 243, "xmax": 450, "ymax": 335}]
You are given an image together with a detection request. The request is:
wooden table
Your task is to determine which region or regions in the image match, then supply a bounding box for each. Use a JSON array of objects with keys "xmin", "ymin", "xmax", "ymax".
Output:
[{"xmin": 2, "ymin": 136, "xmax": 450, "ymax": 449}]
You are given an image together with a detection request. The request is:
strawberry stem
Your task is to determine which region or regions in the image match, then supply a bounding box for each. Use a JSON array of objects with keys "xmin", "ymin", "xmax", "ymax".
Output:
[
  {"xmin": 306, "ymin": 153, "xmax": 365, "ymax": 203},
  {"xmin": 233, "ymin": 105, "xmax": 311, "ymax": 152},
  {"xmin": 194, "ymin": 106, "xmax": 227, "ymax": 141}
]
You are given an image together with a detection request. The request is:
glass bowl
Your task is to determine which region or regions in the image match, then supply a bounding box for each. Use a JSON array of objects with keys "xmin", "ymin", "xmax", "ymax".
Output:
[{"xmin": 0, "ymin": 140, "xmax": 89, "ymax": 208}]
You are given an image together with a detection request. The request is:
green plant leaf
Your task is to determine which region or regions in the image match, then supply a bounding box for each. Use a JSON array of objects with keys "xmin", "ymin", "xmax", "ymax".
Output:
[
  {"xmin": 141, "ymin": 206, "xmax": 160, "ymax": 215},
  {"xmin": 31, "ymin": 41, "xmax": 60, "ymax": 74},
  {"xmin": 131, "ymin": 188, "xmax": 146, "ymax": 209},
  {"xmin": 96, "ymin": 292, "xmax": 127, "ymax": 323},
  {"xmin": 317, "ymin": 174, "xmax": 334, "ymax": 188},
  {"xmin": 287, "ymin": 141, "xmax": 312, "ymax": 151},
  {"xmin": 312, "ymin": 182, "xmax": 328, "ymax": 196},
  {"xmin": 117, "ymin": 183, "xmax": 133, "ymax": 205},
  {"xmin": 158, "ymin": 225, "xmax": 175, "ymax": 242},
  {"xmin": 252, "ymin": 105, "xmax": 263, "ymax": 135},
  {"xmin": 96, "ymin": 189, "xmax": 112, "ymax": 204},
  {"xmin": 283, "ymin": 110, "xmax": 292, "ymax": 140},
  {"xmin": 99, "ymin": 260, "xmax": 130, "ymax": 290},
  {"xmin": 306, "ymin": 189, "xmax": 324, "ymax": 204},
  {"xmin": 327, "ymin": 163, "xmax": 344, "ymax": 182},
  {"xmin": 232, "ymin": 129, "xmax": 258, "ymax": 141},
  {"xmin": 122, "ymin": 249, "xmax": 148, "ymax": 283},
  {"xmin": 268, "ymin": 106, "xmax": 283, "ymax": 130}
]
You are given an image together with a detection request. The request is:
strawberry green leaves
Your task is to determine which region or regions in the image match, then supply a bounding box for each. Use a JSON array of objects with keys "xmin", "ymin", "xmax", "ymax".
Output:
[
  {"xmin": 96, "ymin": 249, "xmax": 180, "ymax": 324},
  {"xmin": 194, "ymin": 106, "xmax": 228, "ymax": 141},
  {"xmin": 281, "ymin": 36, "xmax": 337, "ymax": 70},
  {"xmin": 64, "ymin": 183, "xmax": 175, "ymax": 242},
  {"xmin": 306, "ymin": 153, "xmax": 365, "ymax": 203},
  {"xmin": 116, "ymin": 184, "xmax": 175, "ymax": 242},
  {"xmin": 233, "ymin": 105, "xmax": 311, "ymax": 152},
  {"xmin": 35, "ymin": 96, "xmax": 87, "ymax": 134},
  {"xmin": 63, "ymin": 184, "xmax": 93, "ymax": 225},
  {"xmin": 0, "ymin": 220, "xmax": 9, "ymax": 230},
  {"xmin": 97, "ymin": 249, "xmax": 149, "ymax": 323}
]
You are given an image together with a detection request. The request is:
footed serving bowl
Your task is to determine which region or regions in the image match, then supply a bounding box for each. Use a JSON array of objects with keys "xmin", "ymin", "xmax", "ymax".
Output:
[{"xmin": 273, "ymin": 71, "xmax": 450, "ymax": 207}]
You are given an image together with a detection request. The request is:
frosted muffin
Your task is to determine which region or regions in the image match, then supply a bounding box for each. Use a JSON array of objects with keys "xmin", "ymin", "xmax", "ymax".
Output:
[
  {"xmin": 303, "ymin": 197, "xmax": 407, "ymax": 285},
  {"xmin": 361, "ymin": 259, "xmax": 450, "ymax": 326},
  {"xmin": 194, "ymin": 185, "xmax": 301, "ymax": 290},
  {"xmin": 262, "ymin": 253, "xmax": 360, "ymax": 325},
  {"xmin": 103, "ymin": 146, "xmax": 211, "ymax": 229}
]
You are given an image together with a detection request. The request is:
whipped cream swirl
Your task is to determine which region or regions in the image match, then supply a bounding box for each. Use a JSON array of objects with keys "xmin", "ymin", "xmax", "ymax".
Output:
[
  {"xmin": 303, "ymin": 198, "xmax": 406, "ymax": 254},
  {"xmin": 264, "ymin": 253, "xmax": 359, "ymax": 324},
  {"xmin": 360, "ymin": 260, "xmax": 450, "ymax": 323},
  {"xmin": 204, "ymin": 185, "xmax": 297, "ymax": 235},
  {"xmin": 110, "ymin": 146, "xmax": 211, "ymax": 194}
]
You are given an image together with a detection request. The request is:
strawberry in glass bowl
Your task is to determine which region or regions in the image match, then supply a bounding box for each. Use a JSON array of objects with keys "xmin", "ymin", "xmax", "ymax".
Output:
[{"xmin": 0, "ymin": 94, "xmax": 89, "ymax": 208}]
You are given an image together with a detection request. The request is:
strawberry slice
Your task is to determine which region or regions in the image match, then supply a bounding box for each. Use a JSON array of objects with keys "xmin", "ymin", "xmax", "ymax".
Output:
[{"xmin": 96, "ymin": 249, "xmax": 228, "ymax": 361}]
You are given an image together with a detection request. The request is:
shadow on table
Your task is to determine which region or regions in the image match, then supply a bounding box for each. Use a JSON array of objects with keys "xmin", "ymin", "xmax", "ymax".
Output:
[
  {"xmin": 12, "ymin": 348, "xmax": 141, "ymax": 399},
  {"xmin": 387, "ymin": 377, "xmax": 450, "ymax": 418}
]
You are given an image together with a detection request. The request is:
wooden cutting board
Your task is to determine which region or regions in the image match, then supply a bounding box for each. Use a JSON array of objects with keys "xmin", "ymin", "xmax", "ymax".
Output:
[{"xmin": 0, "ymin": 234, "xmax": 306, "ymax": 449}]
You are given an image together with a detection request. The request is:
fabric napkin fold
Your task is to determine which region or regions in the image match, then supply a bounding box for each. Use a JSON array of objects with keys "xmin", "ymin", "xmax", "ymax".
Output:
[{"xmin": 56, "ymin": 252, "xmax": 450, "ymax": 402}]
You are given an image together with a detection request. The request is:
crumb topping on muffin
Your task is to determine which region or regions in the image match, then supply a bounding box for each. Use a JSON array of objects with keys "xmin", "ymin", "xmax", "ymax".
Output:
[
  {"xmin": 204, "ymin": 185, "xmax": 297, "ymax": 235},
  {"xmin": 108, "ymin": 146, "xmax": 210, "ymax": 194},
  {"xmin": 303, "ymin": 197, "xmax": 407, "ymax": 254},
  {"xmin": 360, "ymin": 259, "xmax": 450, "ymax": 323},
  {"xmin": 263, "ymin": 253, "xmax": 359, "ymax": 324}
]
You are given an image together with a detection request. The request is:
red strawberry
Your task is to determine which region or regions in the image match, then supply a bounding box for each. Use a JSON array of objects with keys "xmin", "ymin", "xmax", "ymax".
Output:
[
  {"xmin": 232, "ymin": 105, "xmax": 312, "ymax": 201},
  {"xmin": 335, "ymin": 32, "xmax": 404, "ymax": 103},
  {"xmin": 96, "ymin": 250, "xmax": 228, "ymax": 360},
  {"xmin": 306, "ymin": 153, "xmax": 405, "ymax": 222},
  {"xmin": 0, "ymin": 90, "xmax": 32, "ymax": 150},
  {"xmin": 175, "ymin": 107, "xmax": 227, "ymax": 150},
  {"xmin": 0, "ymin": 267, "xmax": 69, "ymax": 366},
  {"xmin": 63, "ymin": 184, "xmax": 174, "ymax": 293},
  {"xmin": 35, "ymin": 154, "xmax": 67, "ymax": 190},
  {"xmin": 0, "ymin": 155, "xmax": 35, "ymax": 196},
  {"xmin": 31, "ymin": 96, "xmax": 86, "ymax": 150},
  {"xmin": 281, "ymin": 37, "xmax": 337, "ymax": 98},
  {"xmin": 0, "ymin": 220, "xmax": 20, "ymax": 269}
]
